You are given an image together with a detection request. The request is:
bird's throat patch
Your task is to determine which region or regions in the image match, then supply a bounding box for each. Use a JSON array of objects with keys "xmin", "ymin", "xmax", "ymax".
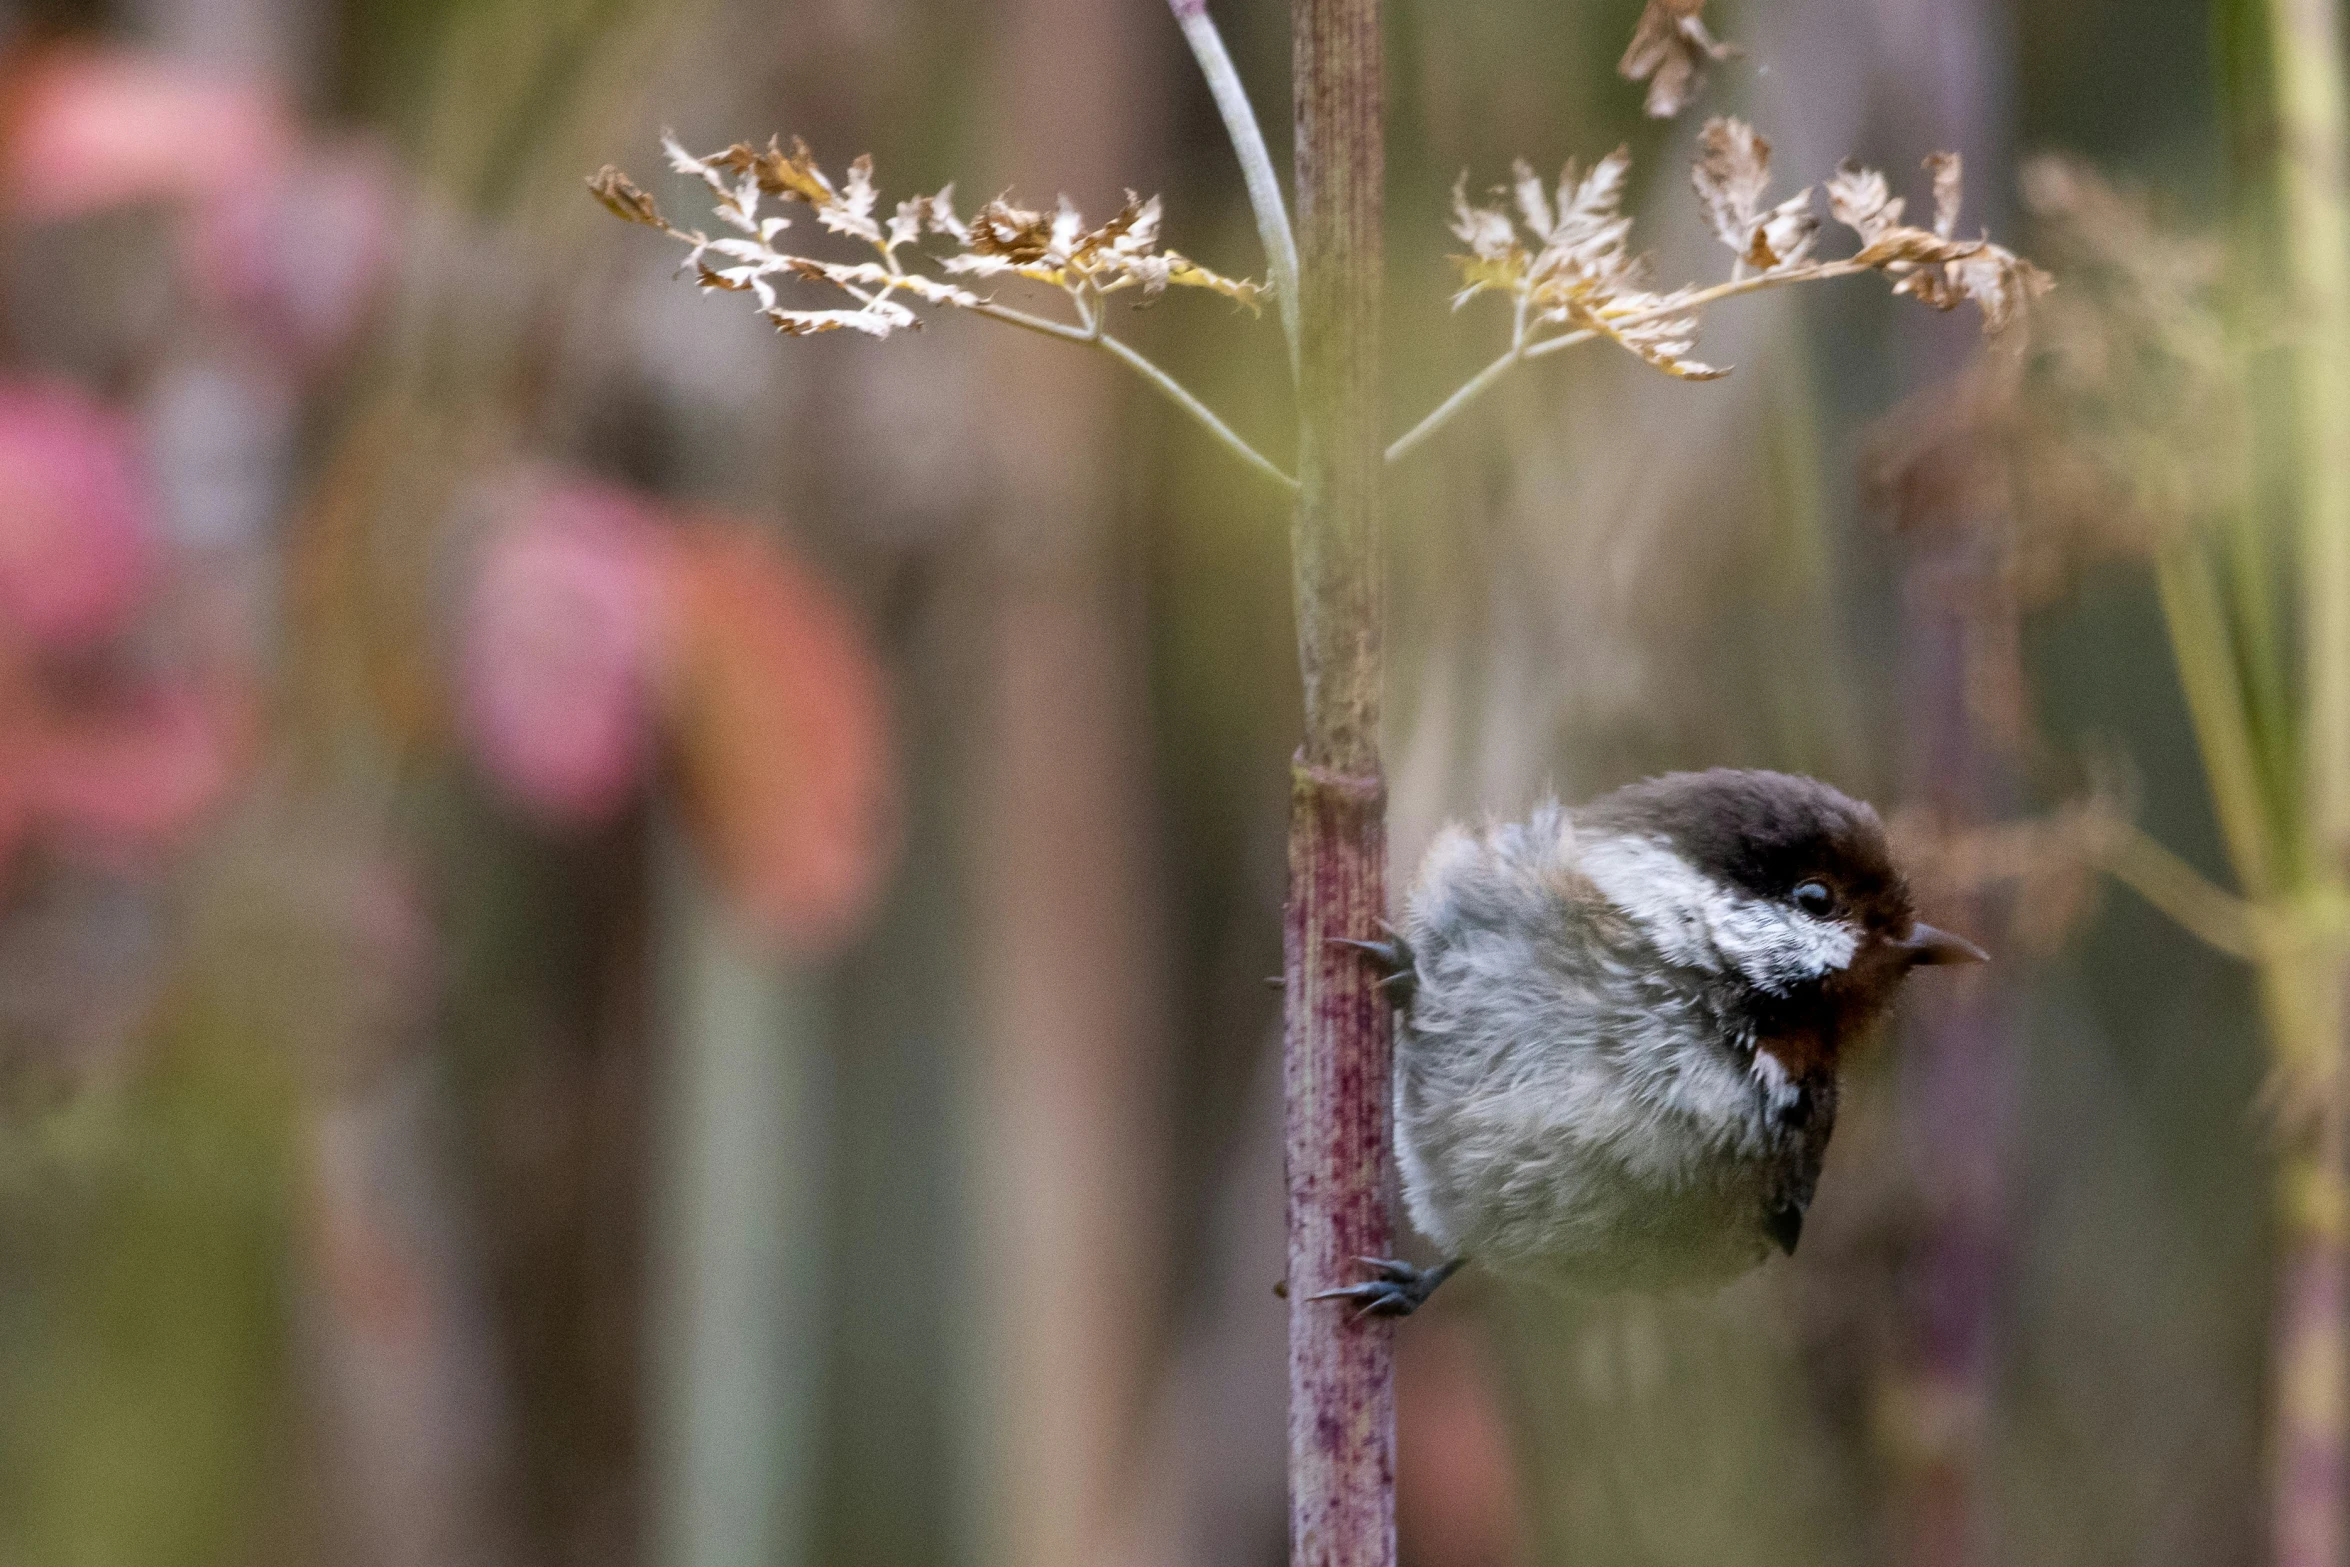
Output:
[{"xmin": 1756, "ymin": 1026, "xmax": 1834, "ymax": 1081}]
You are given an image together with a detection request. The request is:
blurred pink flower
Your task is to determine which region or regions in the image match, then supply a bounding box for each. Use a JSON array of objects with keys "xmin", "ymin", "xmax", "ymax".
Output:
[
  {"xmin": 0, "ymin": 378, "xmax": 249, "ymax": 877},
  {"xmin": 3, "ymin": 47, "xmax": 394, "ymax": 365},
  {"xmin": 0, "ymin": 381, "xmax": 157, "ymax": 651},
  {"xmin": 662, "ymin": 521, "xmax": 897, "ymax": 952},
  {"xmin": 0, "ymin": 665, "xmax": 250, "ymax": 871},
  {"xmin": 0, "ymin": 46, "xmax": 294, "ymax": 219},
  {"xmin": 458, "ymin": 484, "xmax": 671, "ymax": 828},
  {"xmin": 456, "ymin": 480, "xmax": 899, "ymax": 951},
  {"xmin": 184, "ymin": 140, "xmax": 399, "ymax": 366}
]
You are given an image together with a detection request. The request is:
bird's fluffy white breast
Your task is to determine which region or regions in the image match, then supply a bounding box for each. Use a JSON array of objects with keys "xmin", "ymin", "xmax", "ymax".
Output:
[{"xmin": 1393, "ymin": 808, "xmax": 1825, "ymax": 1290}]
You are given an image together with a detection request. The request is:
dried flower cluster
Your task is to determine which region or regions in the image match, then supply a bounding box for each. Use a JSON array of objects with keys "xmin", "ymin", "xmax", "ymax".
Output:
[
  {"xmin": 1617, "ymin": 0, "xmax": 1741, "ymax": 119},
  {"xmin": 1824, "ymin": 152, "xmax": 2051, "ymax": 333},
  {"xmin": 2013, "ymin": 157, "xmax": 2246, "ymax": 546},
  {"xmin": 1866, "ymin": 157, "xmax": 2242, "ymax": 604},
  {"xmin": 590, "ymin": 135, "xmax": 1259, "ymax": 340},
  {"xmin": 1448, "ymin": 149, "xmax": 1723, "ymax": 378},
  {"xmin": 1444, "ymin": 118, "xmax": 2048, "ymax": 383},
  {"xmin": 1690, "ymin": 117, "xmax": 1819, "ymax": 272}
]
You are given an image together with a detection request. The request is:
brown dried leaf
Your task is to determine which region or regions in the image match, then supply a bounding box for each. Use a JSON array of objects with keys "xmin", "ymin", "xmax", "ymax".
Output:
[
  {"xmin": 1853, "ymin": 225, "xmax": 1981, "ymax": 271},
  {"xmin": 598, "ymin": 136, "xmax": 1260, "ymax": 342},
  {"xmin": 1693, "ymin": 118, "xmax": 1770, "ymax": 248},
  {"xmin": 587, "ymin": 166, "xmax": 665, "ymax": 228},
  {"xmin": 1556, "ymin": 146, "xmax": 1634, "ymax": 247},
  {"xmin": 1927, "ymin": 151, "xmax": 1964, "ymax": 240},
  {"xmin": 1948, "ymin": 245, "xmax": 2053, "ymax": 332},
  {"xmin": 1832, "ymin": 154, "xmax": 2044, "ymax": 333},
  {"xmin": 1447, "ymin": 144, "xmax": 1723, "ymax": 377},
  {"xmin": 1691, "ymin": 118, "xmax": 1817, "ymax": 271},
  {"xmin": 1449, "ymin": 175, "xmax": 1519, "ymax": 264},
  {"xmin": 1591, "ymin": 288, "xmax": 1727, "ymax": 378},
  {"xmin": 710, "ymin": 135, "xmax": 832, "ymax": 205},
  {"xmin": 1618, "ymin": 0, "xmax": 1742, "ymax": 119},
  {"xmin": 767, "ymin": 303, "xmax": 918, "ymax": 337},
  {"xmin": 965, "ymin": 197, "xmax": 1054, "ymax": 264},
  {"xmin": 1827, "ymin": 160, "xmax": 1903, "ymax": 244}
]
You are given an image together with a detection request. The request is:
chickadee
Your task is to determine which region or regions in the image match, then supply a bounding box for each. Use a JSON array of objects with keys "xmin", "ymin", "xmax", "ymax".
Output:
[{"xmin": 1319, "ymin": 768, "xmax": 1983, "ymax": 1316}]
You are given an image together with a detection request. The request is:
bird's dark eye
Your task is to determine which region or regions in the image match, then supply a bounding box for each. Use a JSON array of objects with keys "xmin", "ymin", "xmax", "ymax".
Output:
[{"xmin": 1792, "ymin": 880, "xmax": 1836, "ymax": 916}]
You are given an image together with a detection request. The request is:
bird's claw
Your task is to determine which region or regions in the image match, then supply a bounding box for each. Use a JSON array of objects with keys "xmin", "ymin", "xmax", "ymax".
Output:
[
  {"xmin": 1327, "ymin": 924, "xmax": 1418, "ymax": 1004},
  {"xmin": 1306, "ymin": 1256, "xmax": 1463, "ymax": 1320}
]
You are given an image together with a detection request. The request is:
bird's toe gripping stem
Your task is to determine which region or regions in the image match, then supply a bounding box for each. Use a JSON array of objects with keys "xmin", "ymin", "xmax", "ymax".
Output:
[
  {"xmin": 1327, "ymin": 922, "xmax": 1418, "ymax": 1004},
  {"xmin": 1306, "ymin": 1256, "xmax": 1464, "ymax": 1320}
]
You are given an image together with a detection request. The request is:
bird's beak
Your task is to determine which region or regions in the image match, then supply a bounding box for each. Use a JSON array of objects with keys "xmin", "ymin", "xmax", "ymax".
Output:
[{"xmin": 1897, "ymin": 922, "xmax": 1989, "ymax": 966}]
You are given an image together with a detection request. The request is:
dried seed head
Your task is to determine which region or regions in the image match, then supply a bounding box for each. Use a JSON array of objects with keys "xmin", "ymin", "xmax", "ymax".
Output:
[
  {"xmin": 591, "ymin": 135, "xmax": 1260, "ymax": 340},
  {"xmin": 1619, "ymin": 0, "xmax": 1742, "ymax": 118}
]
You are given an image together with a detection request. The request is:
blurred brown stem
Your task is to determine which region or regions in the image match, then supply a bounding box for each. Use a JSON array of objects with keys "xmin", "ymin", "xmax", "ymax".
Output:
[{"xmin": 1284, "ymin": 1, "xmax": 1395, "ymax": 1564}]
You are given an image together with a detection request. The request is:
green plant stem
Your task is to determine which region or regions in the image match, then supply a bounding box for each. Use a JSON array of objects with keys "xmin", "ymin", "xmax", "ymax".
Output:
[
  {"xmin": 2089, "ymin": 816, "xmax": 2275, "ymax": 960},
  {"xmin": 2271, "ymin": 0, "xmax": 2350, "ymax": 870},
  {"xmin": 2155, "ymin": 544, "xmax": 2283, "ymax": 898},
  {"xmin": 2263, "ymin": 0, "xmax": 2350, "ymax": 1555},
  {"xmin": 1169, "ymin": 0, "xmax": 1303, "ymax": 377},
  {"xmin": 968, "ymin": 300, "xmax": 1298, "ymax": 491}
]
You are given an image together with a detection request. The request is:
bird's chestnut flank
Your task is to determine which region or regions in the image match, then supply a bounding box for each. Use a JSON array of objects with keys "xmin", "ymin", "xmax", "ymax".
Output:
[{"xmin": 1318, "ymin": 768, "xmax": 1984, "ymax": 1317}]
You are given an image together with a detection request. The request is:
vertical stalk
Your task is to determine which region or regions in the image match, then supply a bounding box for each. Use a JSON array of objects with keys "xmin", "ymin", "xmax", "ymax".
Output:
[
  {"xmin": 1285, "ymin": 2, "xmax": 1392, "ymax": 1566},
  {"xmin": 650, "ymin": 826, "xmax": 828, "ymax": 1567},
  {"xmin": 1894, "ymin": 558, "xmax": 2010, "ymax": 1567},
  {"xmin": 1871, "ymin": 6, "xmax": 2015, "ymax": 1557},
  {"xmin": 2267, "ymin": 0, "xmax": 2350, "ymax": 1560},
  {"xmin": 968, "ymin": 6, "xmax": 1167, "ymax": 1565},
  {"xmin": 2271, "ymin": 0, "xmax": 2350, "ymax": 865},
  {"xmin": 2274, "ymin": 1013, "xmax": 2350, "ymax": 1567}
]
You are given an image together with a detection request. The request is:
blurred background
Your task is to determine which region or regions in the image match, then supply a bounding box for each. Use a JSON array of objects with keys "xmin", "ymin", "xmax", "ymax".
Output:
[{"xmin": 0, "ymin": 0, "xmax": 2288, "ymax": 1563}]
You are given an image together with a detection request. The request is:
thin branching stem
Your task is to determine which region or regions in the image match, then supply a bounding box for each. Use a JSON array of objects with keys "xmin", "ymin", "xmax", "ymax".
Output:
[
  {"xmin": 1098, "ymin": 333, "xmax": 1300, "ymax": 491},
  {"xmin": 967, "ymin": 299, "xmax": 1098, "ymax": 343},
  {"xmin": 1521, "ymin": 328, "xmax": 1600, "ymax": 360},
  {"xmin": 1643, "ymin": 258, "xmax": 1874, "ymax": 316},
  {"xmin": 968, "ymin": 299, "xmax": 1298, "ymax": 490},
  {"xmin": 1385, "ymin": 260, "xmax": 1877, "ymax": 465},
  {"xmin": 2153, "ymin": 543, "xmax": 2281, "ymax": 897},
  {"xmin": 1386, "ymin": 343, "xmax": 1521, "ymax": 463},
  {"xmin": 1170, "ymin": 0, "xmax": 1302, "ymax": 377},
  {"xmin": 2089, "ymin": 815, "xmax": 2275, "ymax": 960}
]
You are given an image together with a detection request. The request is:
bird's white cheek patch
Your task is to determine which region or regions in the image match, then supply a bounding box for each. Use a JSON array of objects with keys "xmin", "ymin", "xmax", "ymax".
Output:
[
  {"xmin": 1574, "ymin": 836, "xmax": 1724, "ymax": 970},
  {"xmin": 1576, "ymin": 835, "xmax": 1859, "ymax": 993},
  {"xmin": 1707, "ymin": 902, "xmax": 1858, "ymax": 995}
]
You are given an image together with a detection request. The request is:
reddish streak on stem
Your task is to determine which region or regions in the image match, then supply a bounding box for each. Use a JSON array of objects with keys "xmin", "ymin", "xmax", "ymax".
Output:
[
  {"xmin": 1285, "ymin": 762, "xmax": 1394, "ymax": 1567},
  {"xmin": 1288, "ymin": 0, "xmax": 1388, "ymax": 1560}
]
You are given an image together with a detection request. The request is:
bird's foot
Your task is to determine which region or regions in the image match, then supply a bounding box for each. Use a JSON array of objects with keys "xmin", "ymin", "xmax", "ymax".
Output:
[
  {"xmin": 1327, "ymin": 924, "xmax": 1417, "ymax": 1004},
  {"xmin": 1307, "ymin": 1256, "xmax": 1463, "ymax": 1319}
]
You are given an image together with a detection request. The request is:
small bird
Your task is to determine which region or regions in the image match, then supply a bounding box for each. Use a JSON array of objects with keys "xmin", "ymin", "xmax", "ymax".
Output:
[{"xmin": 1318, "ymin": 768, "xmax": 1983, "ymax": 1316}]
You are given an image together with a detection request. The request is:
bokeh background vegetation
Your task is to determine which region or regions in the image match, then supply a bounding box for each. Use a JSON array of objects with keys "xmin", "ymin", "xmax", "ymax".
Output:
[{"xmin": 0, "ymin": 0, "xmax": 2285, "ymax": 1563}]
